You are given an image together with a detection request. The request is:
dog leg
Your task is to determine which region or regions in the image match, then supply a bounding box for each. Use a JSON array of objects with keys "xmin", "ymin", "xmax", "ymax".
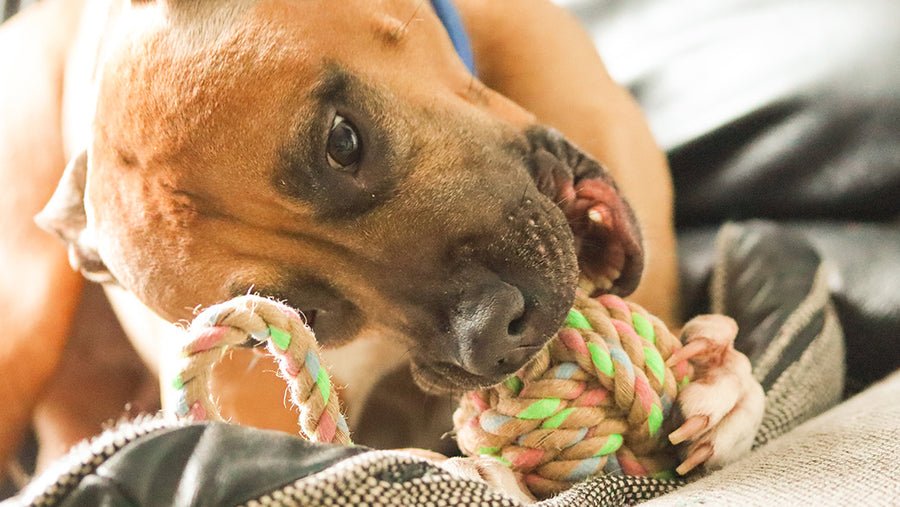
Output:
[
  {"xmin": 666, "ymin": 315, "xmax": 765, "ymax": 475},
  {"xmin": 0, "ymin": 254, "xmax": 81, "ymax": 480},
  {"xmin": 0, "ymin": 0, "xmax": 88, "ymax": 478},
  {"xmin": 31, "ymin": 283, "xmax": 160, "ymax": 471}
]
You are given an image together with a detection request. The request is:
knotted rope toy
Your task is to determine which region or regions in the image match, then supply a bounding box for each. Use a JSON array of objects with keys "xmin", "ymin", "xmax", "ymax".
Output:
[
  {"xmin": 166, "ymin": 295, "xmax": 351, "ymax": 445},
  {"xmin": 166, "ymin": 291, "xmax": 730, "ymax": 499},
  {"xmin": 453, "ymin": 291, "xmax": 693, "ymax": 498}
]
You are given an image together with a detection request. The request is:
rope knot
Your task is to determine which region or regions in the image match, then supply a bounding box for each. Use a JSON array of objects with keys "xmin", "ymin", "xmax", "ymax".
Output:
[{"xmin": 454, "ymin": 292, "xmax": 693, "ymax": 497}]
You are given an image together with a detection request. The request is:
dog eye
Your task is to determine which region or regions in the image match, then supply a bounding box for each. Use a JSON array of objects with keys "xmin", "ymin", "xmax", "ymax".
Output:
[{"xmin": 326, "ymin": 115, "xmax": 362, "ymax": 169}]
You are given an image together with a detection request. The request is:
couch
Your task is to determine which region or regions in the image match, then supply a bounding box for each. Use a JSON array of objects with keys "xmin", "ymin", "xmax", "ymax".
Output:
[{"xmin": 3, "ymin": 0, "xmax": 898, "ymax": 504}]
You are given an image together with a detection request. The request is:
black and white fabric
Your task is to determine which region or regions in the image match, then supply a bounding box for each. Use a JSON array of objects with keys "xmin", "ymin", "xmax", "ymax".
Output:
[{"xmin": 704, "ymin": 222, "xmax": 845, "ymax": 448}]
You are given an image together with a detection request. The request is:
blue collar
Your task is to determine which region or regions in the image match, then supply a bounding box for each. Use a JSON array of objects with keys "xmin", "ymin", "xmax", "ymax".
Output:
[{"xmin": 430, "ymin": 0, "xmax": 475, "ymax": 74}]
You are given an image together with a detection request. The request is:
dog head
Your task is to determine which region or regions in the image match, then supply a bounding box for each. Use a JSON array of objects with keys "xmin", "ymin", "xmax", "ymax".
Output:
[{"xmin": 37, "ymin": 0, "xmax": 643, "ymax": 393}]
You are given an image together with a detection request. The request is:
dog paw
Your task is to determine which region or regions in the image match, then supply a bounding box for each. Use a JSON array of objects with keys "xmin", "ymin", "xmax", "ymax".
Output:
[
  {"xmin": 665, "ymin": 315, "xmax": 765, "ymax": 475},
  {"xmin": 436, "ymin": 456, "xmax": 536, "ymax": 504}
]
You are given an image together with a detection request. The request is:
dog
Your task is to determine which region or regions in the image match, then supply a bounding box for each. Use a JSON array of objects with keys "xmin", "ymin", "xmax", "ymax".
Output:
[{"xmin": 1, "ymin": 0, "xmax": 751, "ymax": 490}]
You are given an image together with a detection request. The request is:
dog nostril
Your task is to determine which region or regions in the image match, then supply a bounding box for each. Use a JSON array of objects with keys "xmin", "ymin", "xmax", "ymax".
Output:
[
  {"xmin": 507, "ymin": 314, "xmax": 527, "ymax": 336},
  {"xmin": 451, "ymin": 276, "xmax": 543, "ymax": 378}
]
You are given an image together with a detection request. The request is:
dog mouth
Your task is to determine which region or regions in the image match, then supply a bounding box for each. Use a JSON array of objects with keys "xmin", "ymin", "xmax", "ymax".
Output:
[
  {"xmin": 408, "ymin": 128, "xmax": 646, "ymax": 395},
  {"xmin": 410, "ymin": 346, "xmax": 544, "ymax": 394},
  {"xmin": 524, "ymin": 127, "xmax": 645, "ymax": 297}
]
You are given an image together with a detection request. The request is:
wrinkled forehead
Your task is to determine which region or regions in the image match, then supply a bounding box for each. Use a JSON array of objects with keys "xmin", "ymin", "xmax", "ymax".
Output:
[
  {"xmin": 101, "ymin": 0, "xmax": 469, "ymax": 84},
  {"xmin": 91, "ymin": 0, "xmax": 476, "ymax": 160},
  {"xmin": 90, "ymin": 0, "xmax": 478, "ymax": 201}
]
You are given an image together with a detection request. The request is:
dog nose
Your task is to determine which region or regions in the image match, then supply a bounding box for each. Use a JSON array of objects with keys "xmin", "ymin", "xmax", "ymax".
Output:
[{"xmin": 451, "ymin": 279, "xmax": 538, "ymax": 379}]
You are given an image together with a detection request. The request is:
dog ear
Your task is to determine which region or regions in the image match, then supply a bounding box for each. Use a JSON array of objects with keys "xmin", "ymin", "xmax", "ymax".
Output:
[{"xmin": 35, "ymin": 150, "xmax": 115, "ymax": 283}]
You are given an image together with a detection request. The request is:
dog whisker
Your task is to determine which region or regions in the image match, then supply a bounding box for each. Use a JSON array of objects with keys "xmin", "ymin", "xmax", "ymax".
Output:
[
  {"xmin": 407, "ymin": 360, "xmax": 432, "ymax": 383},
  {"xmin": 464, "ymin": 74, "xmax": 490, "ymax": 105},
  {"xmin": 553, "ymin": 194, "xmax": 574, "ymax": 208},
  {"xmin": 391, "ymin": 0, "xmax": 426, "ymax": 40},
  {"xmin": 518, "ymin": 182, "xmax": 531, "ymax": 208},
  {"xmin": 401, "ymin": 342, "xmax": 425, "ymax": 363}
]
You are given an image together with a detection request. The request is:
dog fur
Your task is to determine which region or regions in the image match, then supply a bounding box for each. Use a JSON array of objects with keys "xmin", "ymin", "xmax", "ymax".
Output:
[{"xmin": 0, "ymin": 0, "xmax": 684, "ymax": 480}]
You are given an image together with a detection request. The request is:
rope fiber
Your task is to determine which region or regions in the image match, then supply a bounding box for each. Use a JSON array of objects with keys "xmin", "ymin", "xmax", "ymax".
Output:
[
  {"xmin": 168, "ymin": 291, "xmax": 697, "ymax": 498},
  {"xmin": 168, "ymin": 295, "xmax": 351, "ymax": 445}
]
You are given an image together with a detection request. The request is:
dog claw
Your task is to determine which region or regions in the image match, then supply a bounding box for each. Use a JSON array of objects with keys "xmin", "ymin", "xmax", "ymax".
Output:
[
  {"xmin": 669, "ymin": 414, "xmax": 709, "ymax": 445},
  {"xmin": 668, "ymin": 314, "xmax": 764, "ymax": 475},
  {"xmin": 665, "ymin": 339, "xmax": 709, "ymax": 367},
  {"xmin": 676, "ymin": 443, "xmax": 714, "ymax": 475}
]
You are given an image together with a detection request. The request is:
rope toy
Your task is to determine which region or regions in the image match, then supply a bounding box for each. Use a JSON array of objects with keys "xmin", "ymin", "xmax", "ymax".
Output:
[
  {"xmin": 165, "ymin": 291, "xmax": 713, "ymax": 499},
  {"xmin": 166, "ymin": 295, "xmax": 351, "ymax": 445},
  {"xmin": 453, "ymin": 292, "xmax": 692, "ymax": 498}
]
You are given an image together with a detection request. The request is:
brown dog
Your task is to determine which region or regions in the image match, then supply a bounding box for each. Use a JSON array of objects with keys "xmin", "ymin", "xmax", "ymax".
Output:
[{"xmin": 0, "ymin": 0, "xmax": 684, "ymax": 480}]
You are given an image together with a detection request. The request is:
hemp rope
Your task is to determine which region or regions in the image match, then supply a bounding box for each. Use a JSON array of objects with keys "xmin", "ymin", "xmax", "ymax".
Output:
[
  {"xmin": 166, "ymin": 295, "xmax": 351, "ymax": 445},
  {"xmin": 166, "ymin": 291, "xmax": 695, "ymax": 499},
  {"xmin": 453, "ymin": 292, "xmax": 693, "ymax": 498}
]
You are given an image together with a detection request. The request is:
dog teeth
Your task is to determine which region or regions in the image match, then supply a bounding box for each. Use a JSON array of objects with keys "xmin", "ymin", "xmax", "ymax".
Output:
[
  {"xmin": 604, "ymin": 268, "xmax": 622, "ymax": 282},
  {"xmin": 595, "ymin": 276, "xmax": 613, "ymax": 291},
  {"xmin": 579, "ymin": 274, "xmax": 616, "ymax": 294},
  {"xmin": 588, "ymin": 207, "xmax": 604, "ymax": 224}
]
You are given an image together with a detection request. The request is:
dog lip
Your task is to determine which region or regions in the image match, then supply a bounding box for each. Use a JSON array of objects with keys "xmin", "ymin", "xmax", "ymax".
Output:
[
  {"xmin": 509, "ymin": 343, "xmax": 544, "ymax": 356},
  {"xmin": 574, "ymin": 182, "xmax": 645, "ymax": 297},
  {"xmin": 411, "ymin": 354, "xmax": 537, "ymax": 394},
  {"xmin": 68, "ymin": 245, "xmax": 117, "ymax": 283},
  {"xmin": 412, "ymin": 328, "xmax": 553, "ymax": 393},
  {"xmin": 523, "ymin": 126, "xmax": 645, "ymax": 297},
  {"xmin": 299, "ymin": 309, "xmax": 317, "ymax": 329},
  {"xmin": 608, "ymin": 233, "xmax": 644, "ymax": 296}
]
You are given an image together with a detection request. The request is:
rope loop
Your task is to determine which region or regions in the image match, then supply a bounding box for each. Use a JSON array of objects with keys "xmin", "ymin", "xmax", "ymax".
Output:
[
  {"xmin": 166, "ymin": 290, "xmax": 697, "ymax": 498},
  {"xmin": 454, "ymin": 291, "xmax": 692, "ymax": 498},
  {"xmin": 166, "ymin": 295, "xmax": 351, "ymax": 445}
]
